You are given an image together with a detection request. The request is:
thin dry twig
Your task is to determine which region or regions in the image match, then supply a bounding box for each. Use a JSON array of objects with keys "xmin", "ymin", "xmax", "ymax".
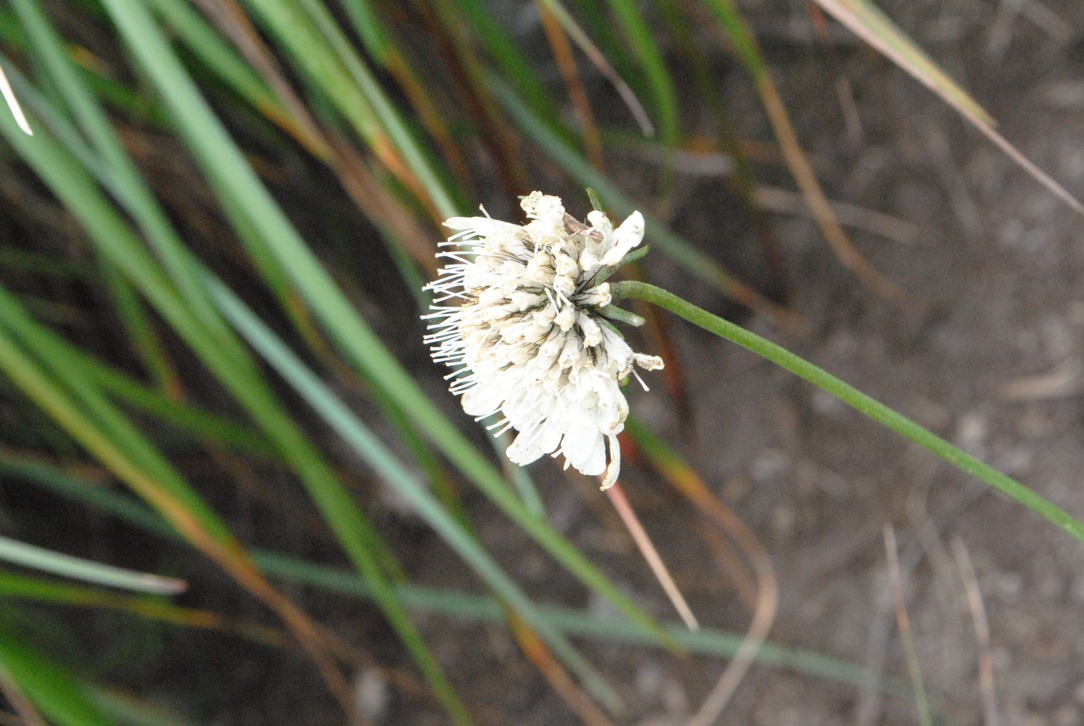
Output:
[
  {"xmin": 753, "ymin": 186, "xmax": 919, "ymax": 245},
  {"xmin": 884, "ymin": 524, "xmax": 933, "ymax": 726},
  {"xmin": 687, "ymin": 492, "xmax": 778, "ymax": 726},
  {"xmin": 906, "ymin": 475, "xmax": 967, "ymax": 671},
  {"xmin": 508, "ymin": 613, "xmax": 617, "ymax": 726},
  {"xmin": 536, "ymin": 0, "xmax": 654, "ymax": 136},
  {"xmin": 857, "ymin": 472, "xmax": 983, "ymax": 726},
  {"xmin": 951, "ymin": 537, "xmax": 1000, "ymax": 726},
  {"xmin": 619, "ymin": 144, "xmax": 920, "ymax": 243},
  {"xmin": 925, "ymin": 127, "xmax": 985, "ymax": 244},
  {"xmin": 755, "ymin": 70, "xmax": 912, "ymax": 305},
  {"xmin": 987, "ymin": 0, "xmax": 1073, "ymax": 59},
  {"xmin": 811, "ymin": 0, "xmax": 1084, "ymax": 218},
  {"xmin": 194, "ymin": 0, "xmax": 329, "ymax": 156},
  {"xmin": 604, "ymin": 482, "xmax": 699, "ymax": 630},
  {"xmin": 633, "ymin": 437, "xmax": 779, "ymax": 725},
  {"xmin": 998, "ymin": 359, "xmax": 1083, "ymax": 401},
  {"xmin": 694, "ymin": 517, "xmax": 757, "ymax": 610},
  {"xmin": 539, "ymin": 5, "xmax": 604, "ymax": 170}
]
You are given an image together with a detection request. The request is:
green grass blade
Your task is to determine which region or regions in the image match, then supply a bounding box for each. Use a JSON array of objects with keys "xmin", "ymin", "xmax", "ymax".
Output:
[
  {"xmin": 4, "ymin": 66, "xmax": 461, "ymax": 719},
  {"xmin": 88, "ymin": 364, "xmax": 274, "ymax": 457},
  {"xmin": 0, "ymin": 570, "xmax": 284, "ymax": 647},
  {"xmin": 209, "ymin": 277, "xmax": 625, "ymax": 712},
  {"xmin": 613, "ymin": 281, "xmax": 1084, "ymax": 544},
  {"xmin": 89, "ymin": 689, "xmax": 203, "ymax": 726},
  {"xmin": 0, "ymin": 453, "xmax": 178, "ymax": 540},
  {"xmin": 98, "ymin": 261, "xmax": 180, "ymax": 397},
  {"xmin": 0, "ymin": 627, "xmax": 113, "ymax": 726},
  {"xmin": 0, "ymin": 292, "xmax": 271, "ymax": 456},
  {"xmin": 337, "ymin": 0, "xmax": 389, "ymax": 60},
  {"xmin": 811, "ymin": 0, "xmax": 1084, "ymax": 216},
  {"xmin": 10, "ymin": 0, "xmax": 237, "ymax": 343},
  {"xmin": 0, "ymin": 67, "xmax": 253, "ymax": 388},
  {"xmin": 254, "ymin": 552, "xmax": 910, "ymax": 697},
  {"xmin": 144, "ymin": 0, "xmax": 292, "ymax": 125},
  {"xmin": 451, "ymin": 0, "xmax": 558, "ymax": 125},
  {"xmin": 596, "ymin": 0, "xmax": 678, "ymax": 145},
  {"xmin": 0, "ymin": 291, "xmax": 235, "ymax": 549},
  {"xmin": 0, "ymin": 536, "xmax": 185, "ymax": 595},
  {"xmin": 244, "ymin": 0, "xmax": 457, "ymax": 216},
  {"xmin": 98, "ymin": 0, "xmax": 672, "ymax": 648},
  {"xmin": 6, "ymin": 455, "xmax": 904, "ymax": 697},
  {"xmin": 6, "ymin": 40, "xmax": 388, "ymax": 579},
  {"xmin": 0, "ymin": 60, "xmax": 31, "ymax": 135}
]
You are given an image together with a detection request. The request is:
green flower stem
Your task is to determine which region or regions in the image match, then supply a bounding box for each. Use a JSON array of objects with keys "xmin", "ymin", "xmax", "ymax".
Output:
[{"xmin": 612, "ymin": 280, "xmax": 1084, "ymax": 543}]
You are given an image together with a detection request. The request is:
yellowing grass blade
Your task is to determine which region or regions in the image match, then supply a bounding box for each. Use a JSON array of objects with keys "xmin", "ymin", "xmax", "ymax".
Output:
[
  {"xmin": 812, "ymin": 0, "xmax": 1084, "ymax": 216},
  {"xmin": 813, "ymin": 1, "xmax": 990, "ymax": 124}
]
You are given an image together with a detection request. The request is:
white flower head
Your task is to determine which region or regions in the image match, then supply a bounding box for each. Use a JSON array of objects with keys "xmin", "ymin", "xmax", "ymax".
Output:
[{"xmin": 423, "ymin": 192, "xmax": 663, "ymax": 490}]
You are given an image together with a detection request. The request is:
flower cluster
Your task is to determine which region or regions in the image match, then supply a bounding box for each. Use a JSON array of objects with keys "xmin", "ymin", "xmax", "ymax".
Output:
[{"xmin": 424, "ymin": 192, "xmax": 663, "ymax": 489}]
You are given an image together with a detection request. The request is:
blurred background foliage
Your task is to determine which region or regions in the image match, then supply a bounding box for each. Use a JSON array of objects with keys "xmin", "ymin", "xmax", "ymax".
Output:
[{"xmin": 0, "ymin": 0, "xmax": 1065, "ymax": 723}]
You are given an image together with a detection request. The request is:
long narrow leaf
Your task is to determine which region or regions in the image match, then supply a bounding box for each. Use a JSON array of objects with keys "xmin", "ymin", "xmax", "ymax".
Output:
[
  {"xmin": 11, "ymin": 0, "xmax": 241, "ymax": 346},
  {"xmin": 613, "ymin": 281, "xmax": 1084, "ymax": 545},
  {"xmin": 97, "ymin": 0, "xmax": 672, "ymax": 649},
  {"xmin": 209, "ymin": 276, "xmax": 625, "ymax": 712},
  {"xmin": 6, "ymin": 455, "xmax": 907, "ymax": 696},
  {"xmin": 0, "ymin": 537, "xmax": 185, "ymax": 595},
  {"xmin": 811, "ymin": 0, "xmax": 1084, "ymax": 216},
  {"xmin": 0, "ymin": 627, "xmax": 113, "ymax": 726}
]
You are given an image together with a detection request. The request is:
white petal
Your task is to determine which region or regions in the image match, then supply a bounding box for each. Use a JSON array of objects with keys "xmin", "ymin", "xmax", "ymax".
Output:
[
  {"xmin": 599, "ymin": 434, "xmax": 621, "ymax": 490},
  {"xmin": 507, "ymin": 430, "xmax": 545, "ymax": 465},
  {"xmin": 601, "ymin": 211, "xmax": 644, "ymax": 267},
  {"xmin": 560, "ymin": 421, "xmax": 606, "ymax": 476},
  {"xmin": 461, "ymin": 385, "xmax": 503, "ymax": 418}
]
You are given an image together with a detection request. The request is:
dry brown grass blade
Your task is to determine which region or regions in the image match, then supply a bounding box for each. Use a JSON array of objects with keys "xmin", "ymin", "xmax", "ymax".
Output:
[
  {"xmin": 329, "ymin": 135, "xmax": 441, "ymax": 276},
  {"xmin": 605, "ymin": 482, "xmax": 699, "ymax": 631},
  {"xmin": 537, "ymin": 0, "xmax": 654, "ymax": 137},
  {"xmin": 626, "ymin": 421, "xmax": 779, "ymax": 723},
  {"xmin": 951, "ymin": 537, "xmax": 1000, "ymax": 726},
  {"xmin": 755, "ymin": 71, "xmax": 912, "ymax": 306},
  {"xmin": 195, "ymin": 0, "xmax": 332, "ymax": 158},
  {"xmin": 694, "ymin": 518, "xmax": 757, "ymax": 612},
  {"xmin": 680, "ymin": 477, "xmax": 778, "ymax": 725},
  {"xmin": 811, "ymin": 0, "xmax": 1084, "ymax": 218},
  {"xmin": 508, "ymin": 612, "xmax": 617, "ymax": 726},
  {"xmin": 185, "ymin": 5, "xmax": 442, "ymax": 275},
  {"xmin": 424, "ymin": 2, "xmax": 529, "ymax": 201},
  {"xmin": 539, "ymin": 4, "xmax": 604, "ymax": 170},
  {"xmin": 752, "ymin": 185, "xmax": 919, "ymax": 245},
  {"xmin": 219, "ymin": 549, "xmax": 364, "ymax": 723},
  {"xmin": 883, "ymin": 523, "xmax": 932, "ymax": 725},
  {"xmin": 200, "ymin": 0, "xmax": 443, "ymax": 228},
  {"xmin": 366, "ymin": 6, "xmax": 475, "ymax": 198},
  {"xmin": 83, "ymin": 447, "xmax": 359, "ymax": 721}
]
